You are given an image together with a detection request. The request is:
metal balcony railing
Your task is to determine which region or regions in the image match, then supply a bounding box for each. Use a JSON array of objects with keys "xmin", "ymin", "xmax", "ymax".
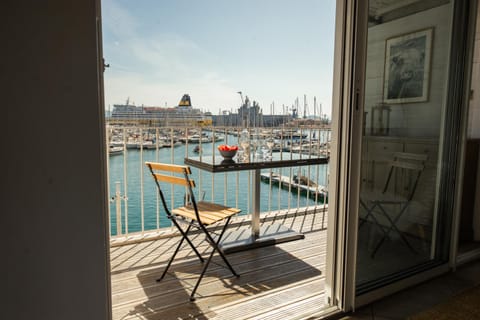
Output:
[{"xmin": 106, "ymin": 124, "xmax": 331, "ymax": 243}]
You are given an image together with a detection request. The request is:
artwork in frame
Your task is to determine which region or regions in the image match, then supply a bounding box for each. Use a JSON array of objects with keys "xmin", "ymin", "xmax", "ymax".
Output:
[{"xmin": 383, "ymin": 28, "xmax": 433, "ymax": 104}]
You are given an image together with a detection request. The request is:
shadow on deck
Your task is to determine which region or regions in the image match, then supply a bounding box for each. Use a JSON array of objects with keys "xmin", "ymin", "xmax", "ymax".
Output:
[{"xmin": 110, "ymin": 209, "xmax": 328, "ymax": 320}]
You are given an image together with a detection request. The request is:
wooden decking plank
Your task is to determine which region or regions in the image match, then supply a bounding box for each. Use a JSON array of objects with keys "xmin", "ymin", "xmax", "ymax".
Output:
[
  {"xmin": 110, "ymin": 229, "xmax": 327, "ymax": 292},
  {"xmin": 251, "ymin": 292, "xmax": 326, "ymax": 320},
  {"xmin": 111, "ymin": 240, "xmax": 327, "ymax": 297},
  {"xmin": 111, "ymin": 230, "xmax": 326, "ymax": 295},
  {"xmin": 209, "ymin": 277, "xmax": 324, "ymax": 320},
  {"xmin": 110, "ymin": 211, "xmax": 329, "ymax": 320},
  {"xmin": 112, "ymin": 255, "xmax": 324, "ymax": 319},
  {"xmin": 111, "ymin": 244, "xmax": 326, "ymax": 297},
  {"xmin": 152, "ymin": 271, "xmax": 325, "ymax": 320},
  {"xmin": 116, "ymin": 265, "xmax": 324, "ymax": 320},
  {"xmin": 112, "ymin": 243, "xmax": 326, "ymax": 306},
  {"xmin": 110, "ymin": 214, "xmax": 327, "ymax": 276}
]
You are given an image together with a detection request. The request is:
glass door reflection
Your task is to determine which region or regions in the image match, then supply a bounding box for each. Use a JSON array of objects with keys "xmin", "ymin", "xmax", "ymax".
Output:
[{"xmin": 356, "ymin": 0, "xmax": 455, "ymax": 292}]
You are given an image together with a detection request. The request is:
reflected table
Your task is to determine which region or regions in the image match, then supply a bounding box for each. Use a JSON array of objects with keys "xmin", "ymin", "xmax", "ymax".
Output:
[{"xmin": 184, "ymin": 155, "xmax": 329, "ymax": 253}]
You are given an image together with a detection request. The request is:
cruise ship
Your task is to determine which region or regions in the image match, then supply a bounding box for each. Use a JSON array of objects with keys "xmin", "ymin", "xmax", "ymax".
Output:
[{"xmin": 109, "ymin": 94, "xmax": 212, "ymax": 127}]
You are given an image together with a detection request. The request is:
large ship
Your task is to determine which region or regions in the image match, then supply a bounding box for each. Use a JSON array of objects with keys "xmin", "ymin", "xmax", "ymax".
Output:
[{"xmin": 109, "ymin": 94, "xmax": 212, "ymax": 127}]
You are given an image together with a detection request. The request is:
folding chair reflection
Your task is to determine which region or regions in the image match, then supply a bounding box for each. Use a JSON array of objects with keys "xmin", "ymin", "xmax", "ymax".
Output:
[
  {"xmin": 146, "ymin": 162, "xmax": 241, "ymax": 301},
  {"xmin": 360, "ymin": 152, "xmax": 428, "ymax": 258}
]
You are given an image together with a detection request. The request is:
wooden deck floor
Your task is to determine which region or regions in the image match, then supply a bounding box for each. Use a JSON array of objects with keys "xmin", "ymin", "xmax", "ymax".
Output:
[{"xmin": 110, "ymin": 209, "xmax": 328, "ymax": 320}]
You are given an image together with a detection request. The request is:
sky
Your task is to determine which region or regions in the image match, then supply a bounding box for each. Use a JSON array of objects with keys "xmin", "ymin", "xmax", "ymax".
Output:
[{"xmin": 102, "ymin": 0, "xmax": 336, "ymax": 117}]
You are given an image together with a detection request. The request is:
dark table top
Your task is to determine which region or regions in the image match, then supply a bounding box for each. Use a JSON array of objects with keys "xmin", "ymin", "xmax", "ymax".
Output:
[{"xmin": 184, "ymin": 155, "xmax": 329, "ymax": 173}]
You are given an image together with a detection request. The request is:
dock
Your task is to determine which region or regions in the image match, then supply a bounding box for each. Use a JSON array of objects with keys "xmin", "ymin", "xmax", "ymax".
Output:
[{"xmin": 261, "ymin": 172, "xmax": 328, "ymax": 201}]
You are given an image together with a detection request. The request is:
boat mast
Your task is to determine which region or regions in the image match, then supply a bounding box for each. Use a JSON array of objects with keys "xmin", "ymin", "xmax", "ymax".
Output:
[{"xmin": 303, "ymin": 94, "xmax": 309, "ymax": 119}]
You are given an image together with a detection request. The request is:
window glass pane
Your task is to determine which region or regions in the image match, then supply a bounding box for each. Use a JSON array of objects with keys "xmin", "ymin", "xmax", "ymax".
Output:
[{"xmin": 357, "ymin": 0, "xmax": 454, "ymax": 291}]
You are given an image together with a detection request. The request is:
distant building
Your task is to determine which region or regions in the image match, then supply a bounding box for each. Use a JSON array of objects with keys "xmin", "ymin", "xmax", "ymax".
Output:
[{"xmin": 212, "ymin": 96, "xmax": 293, "ymax": 127}]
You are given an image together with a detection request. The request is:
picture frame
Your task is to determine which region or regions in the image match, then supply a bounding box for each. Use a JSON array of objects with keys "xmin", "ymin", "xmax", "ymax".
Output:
[{"xmin": 383, "ymin": 28, "xmax": 433, "ymax": 104}]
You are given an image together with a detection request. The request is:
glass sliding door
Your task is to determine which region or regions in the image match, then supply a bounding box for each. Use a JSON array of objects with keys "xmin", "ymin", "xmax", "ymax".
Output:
[
  {"xmin": 457, "ymin": 2, "xmax": 480, "ymax": 262},
  {"xmin": 354, "ymin": 0, "xmax": 466, "ymax": 293}
]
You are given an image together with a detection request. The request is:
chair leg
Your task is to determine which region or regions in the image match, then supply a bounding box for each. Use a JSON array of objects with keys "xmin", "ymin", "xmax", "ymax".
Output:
[
  {"xmin": 211, "ymin": 217, "xmax": 239, "ymax": 277},
  {"xmin": 359, "ymin": 201, "xmax": 386, "ymax": 253},
  {"xmin": 359, "ymin": 200, "xmax": 375, "ymax": 228},
  {"xmin": 172, "ymin": 219, "xmax": 204, "ymax": 263},
  {"xmin": 157, "ymin": 222, "xmax": 202, "ymax": 282},
  {"xmin": 383, "ymin": 204, "xmax": 416, "ymax": 254},
  {"xmin": 366, "ymin": 210, "xmax": 389, "ymax": 257},
  {"xmin": 189, "ymin": 217, "xmax": 238, "ymax": 301},
  {"xmin": 190, "ymin": 246, "xmax": 216, "ymax": 301},
  {"xmin": 371, "ymin": 228, "xmax": 416, "ymax": 258},
  {"xmin": 371, "ymin": 204, "xmax": 416, "ymax": 258}
]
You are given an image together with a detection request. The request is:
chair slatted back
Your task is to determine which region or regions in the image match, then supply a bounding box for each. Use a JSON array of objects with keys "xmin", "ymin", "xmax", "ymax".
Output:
[
  {"xmin": 147, "ymin": 162, "xmax": 192, "ymax": 174},
  {"xmin": 152, "ymin": 173, "xmax": 195, "ymax": 188},
  {"xmin": 146, "ymin": 162, "xmax": 197, "ymax": 219},
  {"xmin": 393, "ymin": 152, "xmax": 428, "ymax": 162},
  {"xmin": 383, "ymin": 152, "xmax": 428, "ymax": 200},
  {"xmin": 390, "ymin": 160, "xmax": 425, "ymax": 171}
]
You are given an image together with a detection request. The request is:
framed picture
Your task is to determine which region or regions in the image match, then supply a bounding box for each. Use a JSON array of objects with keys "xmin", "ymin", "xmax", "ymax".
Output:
[{"xmin": 383, "ymin": 28, "xmax": 433, "ymax": 104}]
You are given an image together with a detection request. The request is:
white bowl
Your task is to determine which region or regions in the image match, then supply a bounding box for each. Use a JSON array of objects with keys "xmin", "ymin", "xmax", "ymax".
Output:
[{"xmin": 218, "ymin": 149, "xmax": 237, "ymax": 159}]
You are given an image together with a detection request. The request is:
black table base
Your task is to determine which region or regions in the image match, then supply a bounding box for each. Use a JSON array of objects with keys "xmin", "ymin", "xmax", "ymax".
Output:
[{"xmin": 219, "ymin": 224, "xmax": 305, "ymax": 254}]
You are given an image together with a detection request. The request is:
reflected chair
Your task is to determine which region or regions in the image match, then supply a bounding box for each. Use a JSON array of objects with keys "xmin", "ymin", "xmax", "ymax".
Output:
[
  {"xmin": 146, "ymin": 162, "xmax": 241, "ymax": 301},
  {"xmin": 360, "ymin": 152, "xmax": 428, "ymax": 258}
]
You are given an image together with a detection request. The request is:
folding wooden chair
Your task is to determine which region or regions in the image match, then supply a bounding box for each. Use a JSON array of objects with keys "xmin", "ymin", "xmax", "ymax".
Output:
[
  {"xmin": 360, "ymin": 152, "xmax": 428, "ymax": 258},
  {"xmin": 146, "ymin": 162, "xmax": 241, "ymax": 301}
]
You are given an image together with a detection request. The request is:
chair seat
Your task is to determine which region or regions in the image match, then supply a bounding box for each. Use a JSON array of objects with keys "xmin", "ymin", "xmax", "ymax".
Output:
[{"xmin": 172, "ymin": 201, "xmax": 241, "ymax": 225}]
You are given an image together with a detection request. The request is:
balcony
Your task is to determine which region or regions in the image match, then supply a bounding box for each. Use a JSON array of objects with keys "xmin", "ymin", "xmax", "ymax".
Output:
[{"xmin": 107, "ymin": 124, "xmax": 331, "ymax": 319}]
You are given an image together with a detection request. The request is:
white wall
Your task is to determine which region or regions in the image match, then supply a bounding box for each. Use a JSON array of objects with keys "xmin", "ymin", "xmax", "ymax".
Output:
[
  {"xmin": 3, "ymin": 1, "xmax": 111, "ymax": 319},
  {"xmin": 364, "ymin": 4, "xmax": 452, "ymax": 138}
]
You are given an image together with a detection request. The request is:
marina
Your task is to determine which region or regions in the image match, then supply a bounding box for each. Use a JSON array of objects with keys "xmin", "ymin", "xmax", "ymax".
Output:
[{"xmin": 107, "ymin": 127, "xmax": 331, "ymax": 155}]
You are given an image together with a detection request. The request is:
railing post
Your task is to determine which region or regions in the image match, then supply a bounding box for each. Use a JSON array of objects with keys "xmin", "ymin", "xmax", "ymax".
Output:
[
  {"xmin": 115, "ymin": 181, "xmax": 122, "ymax": 235},
  {"xmin": 252, "ymin": 169, "xmax": 261, "ymax": 237}
]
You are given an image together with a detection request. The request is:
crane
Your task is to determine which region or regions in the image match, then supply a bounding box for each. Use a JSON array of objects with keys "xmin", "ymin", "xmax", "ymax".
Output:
[{"xmin": 237, "ymin": 91, "xmax": 244, "ymax": 106}]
